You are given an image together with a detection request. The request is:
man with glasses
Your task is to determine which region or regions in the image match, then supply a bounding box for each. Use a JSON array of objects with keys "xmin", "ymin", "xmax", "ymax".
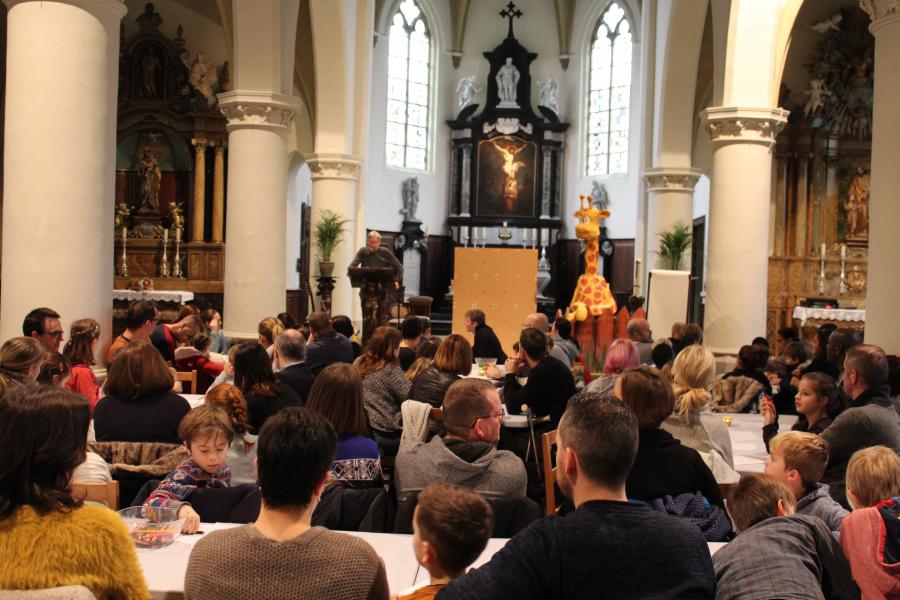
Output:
[
  {"xmin": 395, "ymin": 378, "xmax": 526, "ymax": 500},
  {"xmin": 23, "ymin": 307, "xmax": 63, "ymax": 352}
]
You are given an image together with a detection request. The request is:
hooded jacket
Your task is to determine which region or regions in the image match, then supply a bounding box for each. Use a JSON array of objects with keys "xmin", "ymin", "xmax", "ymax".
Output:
[{"xmin": 840, "ymin": 497, "xmax": 900, "ymax": 600}]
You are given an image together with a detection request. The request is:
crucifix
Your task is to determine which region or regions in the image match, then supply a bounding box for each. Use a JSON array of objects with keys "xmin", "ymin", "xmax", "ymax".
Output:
[{"xmin": 500, "ymin": 1, "xmax": 523, "ymax": 39}]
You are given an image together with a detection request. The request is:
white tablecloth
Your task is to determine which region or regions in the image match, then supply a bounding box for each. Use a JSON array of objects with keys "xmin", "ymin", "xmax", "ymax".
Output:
[
  {"xmin": 726, "ymin": 413, "xmax": 797, "ymax": 474},
  {"xmin": 113, "ymin": 289, "xmax": 195, "ymax": 304},
  {"xmin": 140, "ymin": 524, "xmax": 726, "ymax": 598},
  {"xmin": 792, "ymin": 306, "xmax": 865, "ymax": 327}
]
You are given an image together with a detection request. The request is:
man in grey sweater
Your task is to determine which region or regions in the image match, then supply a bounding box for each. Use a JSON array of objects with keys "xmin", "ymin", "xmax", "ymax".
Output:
[
  {"xmin": 822, "ymin": 344, "xmax": 900, "ymax": 507},
  {"xmin": 395, "ymin": 378, "xmax": 527, "ymax": 500}
]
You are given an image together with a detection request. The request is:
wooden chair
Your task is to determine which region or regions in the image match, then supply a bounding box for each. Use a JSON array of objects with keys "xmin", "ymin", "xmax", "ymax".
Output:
[
  {"xmin": 540, "ymin": 429, "xmax": 558, "ymax": 516},
  {"xmin": 72, "ymin": 480, "xmax": 120, "ymax": 510},
  {"xmin": 176, "ymin": 370, "xmax": 198, "ymax": 394}
]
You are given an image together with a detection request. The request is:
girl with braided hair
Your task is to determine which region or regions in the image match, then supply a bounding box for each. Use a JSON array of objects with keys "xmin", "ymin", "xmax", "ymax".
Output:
[
  {"xmin": 62, "ymin": 318, "xmax": 101, "ymax": 413},
  {"xmin": 205, "ymin": 383, "xmax": 258, "ymax": 484}
]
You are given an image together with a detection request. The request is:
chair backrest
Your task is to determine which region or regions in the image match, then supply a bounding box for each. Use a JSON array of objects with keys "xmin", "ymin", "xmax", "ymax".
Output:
[
  {"xmin": 177, "ymin": 370, "xmax": 198, "ymax": 394},
  {"xmin": 541, "ymin": 429, "xmax": 558, "ymax": 516},
  {"xmin": 71, "ymin": 480, "xmax": 120, "ymax": 510}
]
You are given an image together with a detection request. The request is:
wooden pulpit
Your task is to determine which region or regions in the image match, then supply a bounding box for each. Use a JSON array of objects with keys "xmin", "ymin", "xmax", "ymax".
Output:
[{"xmin": 348, "ymin": 266, "xmax": 396, "ymax": 343}]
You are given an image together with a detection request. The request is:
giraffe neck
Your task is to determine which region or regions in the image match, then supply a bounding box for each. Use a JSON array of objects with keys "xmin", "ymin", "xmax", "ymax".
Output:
[{"xmin": 584, "ymin": 238, "xmax": 600, "ymax": 276}]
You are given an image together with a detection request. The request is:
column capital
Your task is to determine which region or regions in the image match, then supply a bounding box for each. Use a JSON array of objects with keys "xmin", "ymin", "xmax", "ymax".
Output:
[
  {"xmin": 3, "ymin": 0, "xmax": 127, "ymax": 19},
  {"xmin": 860, "ymin": 0, "xmax": 900, "ymax": 31},
  {"xmin": 643, "ymin": 167, "xmax": 704, "ymax": 192},
  {"xmin": 304, "ymin": 153, "xmax": 362, "ymax": 181},
  {"xmin": 700, "ymin": 106, "xmax": 789, "ymax": 148},
  {"xmin": 191, "ymin": 137, "xmax": 208, "ymax": 150},
  {"xmin": 217, "ymin": 90, "xmax": 301, "ymax": 132}
]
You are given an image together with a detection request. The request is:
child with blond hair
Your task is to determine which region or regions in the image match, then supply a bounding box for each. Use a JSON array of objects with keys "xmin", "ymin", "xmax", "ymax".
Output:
[
  {"xmin": 764, "ymin": 431, "xmax": 848, "ymax": 532},
  {"xmin": 839, "ymin": 446, "xmax": 900, "ymax": 599}
]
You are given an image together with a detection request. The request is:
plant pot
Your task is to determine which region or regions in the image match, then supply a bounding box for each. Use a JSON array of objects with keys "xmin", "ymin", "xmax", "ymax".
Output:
[{"xmin": 318, "ymin": 261, "xmax": 335, "ymax": 277}]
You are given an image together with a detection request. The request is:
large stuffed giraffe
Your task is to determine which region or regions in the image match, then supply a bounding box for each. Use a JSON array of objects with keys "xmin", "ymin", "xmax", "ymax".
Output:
[{"xmin": 567, "ymin": 194, "xmax": 617, "ymax": 322}]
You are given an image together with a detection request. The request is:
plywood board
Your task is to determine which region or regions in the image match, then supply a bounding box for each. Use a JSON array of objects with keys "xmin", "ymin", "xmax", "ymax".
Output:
[
  {"xmin": 452, "ymin": 248, "xmax": 537, "ymax": 357},
  {"xmin": 647, "ymin": 269, "xmax": 691, "ymax": 341}
]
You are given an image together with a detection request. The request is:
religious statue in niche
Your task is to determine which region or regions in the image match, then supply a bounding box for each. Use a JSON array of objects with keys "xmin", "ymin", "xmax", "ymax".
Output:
[
  {"xmin": 189, "ymin": 52, "xmax": 219, "ymax": 106},
  {"xmin": 456, "ymin": 76, "xmax": 481, "ymax": 112},
  {"xmin": 844, "ymin": 166, "xmax": 870, "ymax": 241},
  {"xmin": 137, "ymin": 146, "xmax": 162, "ymax": 213},
  {"xmin": 803, "ymin": 79, "xmax": 829, "ymax": 117},
  {"xmin": 169, "ymin": 200, "xmax": 185, "ymax": 241},
  {"xmin": 538, "ymin": 78, "xmax": 559, "ymax": 115},
  {"xmin": 475, "ymin": 135, "xmax": 536, "ymax": 218},
  {"xmin": 401, "ymin": 177, "xmax": 420, "ymax": 222},
  {"xmin": 141, "ymin": 47, "xmax": 162, "ymax": 98},
  {"xmin": 496, "ymin": 58, "xmax": 520, "ymax": 108}
]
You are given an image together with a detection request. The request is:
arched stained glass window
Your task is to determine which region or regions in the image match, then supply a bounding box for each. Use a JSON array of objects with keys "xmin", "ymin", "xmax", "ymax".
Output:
[
  {"xmin": 587, "ymin": 2, "xmax": 633, "ymax": 176},
  {"xmin": 386, "ymin": 0, "xmax": 431, "ymax": 171}
]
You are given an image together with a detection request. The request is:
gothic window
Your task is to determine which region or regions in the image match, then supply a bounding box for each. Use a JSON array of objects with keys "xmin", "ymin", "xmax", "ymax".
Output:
[
  {"xmin": 386, "ymin": 0, "xmax": 431, "ymax": 171},
  {"xmin": 587, "ymin": 2, "xmax": 633, "ymax": 176}
]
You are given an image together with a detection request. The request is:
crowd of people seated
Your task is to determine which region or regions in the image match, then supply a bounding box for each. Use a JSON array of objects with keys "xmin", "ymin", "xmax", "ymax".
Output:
[{"xmin": 1, "ymin": 303, "xmax": 899, "ymax": 599}]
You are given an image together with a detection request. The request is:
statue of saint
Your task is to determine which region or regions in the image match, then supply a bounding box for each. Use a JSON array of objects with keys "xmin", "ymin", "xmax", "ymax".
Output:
[
  {"xmin": 138, "ymin": 147, "xmax": 162, "ymax": 213},
  {"xmin": 190, "ymin": 52, "xmax": 218, "ymax": 104},
  {"xmin": 169, "ymin": 201, "xmax": 185, "ymax": 241},
  {"xmin": 490, "ymin": 139, "xmax": 527, "ymax": 210},
  {"xmin": 141, "ymin": 49, "xmax": 161, "ymax": 98},
  {"xmin": 538, "ymin": 78, "xmax": 559, "ymax": 115},
  {"xmin": 456, "ymin": 76, "xmax": 481, "ymax": 112},
  {"xmin": 496, "ymin": 58, "xmax": 520, "ymax": 107},
  {"xmin": 845, "ymin": 166, "xmax": 870, "ymax": 239},
  {"xmin": 401, "ymin": 177, "xmax": 420, "ymax": 222}
]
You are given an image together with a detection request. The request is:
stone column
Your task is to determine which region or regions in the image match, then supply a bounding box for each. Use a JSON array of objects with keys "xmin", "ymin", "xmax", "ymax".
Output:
[
  {"xmin": 643, "ymin": 167, "xmax": 702, "ymax": 270},
  {"xmin": 212, "ymin": 143, "xmax": 225, "ymax": 243},
  {"xmin": 306, "ymin": 153, "xmax": 361, "ymax": 318},
  {"xmin": 218, "ymin": 91, "xmax": 300, "ymax": 339},
  {"xmin": 862, "ymin": 2, "xmax": 900, "ymax": 353},
  {"xmin": 700, "ymin": 106, "xmax": 788, "ymax": 355},
  {"xmin": 0, "ymin": 0, "xmax": 125, "ymax": 354},
  {"xmin": 191, "ymin": 138, "xmax": 207, "ymax": 242}
]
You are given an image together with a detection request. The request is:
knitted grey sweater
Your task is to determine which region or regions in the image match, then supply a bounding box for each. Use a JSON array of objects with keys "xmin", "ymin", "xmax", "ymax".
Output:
[
  {"xmin": 185, "ymin": 526, "xmax": 388, "ymax": 600},
  {"xmin": 359, "ymin": 364, "xmax": 411, "ymax": 434}
]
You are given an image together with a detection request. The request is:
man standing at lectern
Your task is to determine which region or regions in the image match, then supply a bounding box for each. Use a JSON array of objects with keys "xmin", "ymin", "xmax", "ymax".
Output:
[{"xmin": 351, "ymin": 231, "xmax": 403, "ymax": 287}]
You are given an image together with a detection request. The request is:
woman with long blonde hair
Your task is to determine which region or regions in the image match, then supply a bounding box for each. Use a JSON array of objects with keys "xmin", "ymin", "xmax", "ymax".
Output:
[{"xmin": 661, "ymin": 345, "xmax": 737, "ymax": 479}]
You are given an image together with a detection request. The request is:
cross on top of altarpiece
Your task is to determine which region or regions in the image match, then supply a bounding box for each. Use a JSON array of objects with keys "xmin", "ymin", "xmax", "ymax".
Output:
[{"xmin": 500, "ymin": 1, "xmax": 523, "ymax": 39}]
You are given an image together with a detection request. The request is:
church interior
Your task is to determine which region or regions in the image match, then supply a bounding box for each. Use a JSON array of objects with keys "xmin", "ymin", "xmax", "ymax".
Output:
[{"xmin": 2, "ymin": 1, "xmax": 900, "ymax": 598}]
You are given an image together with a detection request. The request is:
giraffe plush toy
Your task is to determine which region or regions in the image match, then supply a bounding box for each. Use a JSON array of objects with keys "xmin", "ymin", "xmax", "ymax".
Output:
[{"xmin": 567, "ymin": 194, "xmax": 617, "ymax": 322}]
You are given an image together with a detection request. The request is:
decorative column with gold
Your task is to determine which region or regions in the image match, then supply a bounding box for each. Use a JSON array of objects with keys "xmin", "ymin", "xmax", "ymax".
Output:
[
  {"xmin": 191, "ymin": 138, "xmax": 207, "ymax": 242},
  {"xmin": 700, "ymin": 106, "xmax": 788, "ymax": 356},
  {"xmin": 218, "ymin": 90, "xmax": 301, "ymax": 340},
  {"xmin": 212, "ymin": 142, "xmax": 226, "ymax": 243},
  {"xmin": 861, "ymin": 1, "xmax": 900, "ymax": 353},
  {"xmin": 0, "ymin": 0, "xmax": 126, "ymax": 354}
]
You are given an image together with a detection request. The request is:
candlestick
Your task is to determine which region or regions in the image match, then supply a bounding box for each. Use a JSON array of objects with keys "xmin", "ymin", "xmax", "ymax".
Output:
[
  {"xmin": 820, "ymin": 243, "xmax": 826, "ymax": 258},
  {"xmin": 118, "ymin": 226, "xmax": 129, "ymax": 277},
  {"xmin": 840, "ymin": 244, "xmax": 846, "ymax": 259},
  {"xmin": 160, "ymin": 229, "xmax": 169, "ymax": 278},
  {"xmin": 817, "ymin": 252, "xmax": 826, "ymax": 295},
  {"xmin": 839, "ymin": 248, "xmax": 847, "ymax": 294}
]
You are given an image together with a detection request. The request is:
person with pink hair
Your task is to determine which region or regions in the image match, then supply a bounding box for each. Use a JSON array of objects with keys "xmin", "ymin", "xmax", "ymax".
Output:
[{"xmin": 585, "ymin": 339, "xmax": 640, "ymax": 397}]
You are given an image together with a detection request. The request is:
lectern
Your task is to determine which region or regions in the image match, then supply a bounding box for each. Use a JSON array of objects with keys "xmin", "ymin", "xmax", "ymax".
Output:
[{"xmin": 348, "ymin": 266, "xmax": 396, "ymax": 342}]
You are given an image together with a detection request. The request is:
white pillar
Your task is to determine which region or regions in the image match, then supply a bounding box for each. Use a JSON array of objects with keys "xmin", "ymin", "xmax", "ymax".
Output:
[
  {"xmin": 0, "ymin": 0, "xmax": 125, "ymax": 356},
  {"xmin": 700, "ymin": 107, "xmax": 788, "ymax": 355},
  {"xmin": 305, "ymin": 153, "xmax": 362, "ymax": 318},
  {"xmin": 862, "ymin": 3, "xmax": 900, "ymax": 354},
  {"xmin": 644, "ymin": 167, "xmax": 702, "ymax": 270},
  {"xmin": 218, "ymin": 91, "xmax": 300, "ymax": 339}
]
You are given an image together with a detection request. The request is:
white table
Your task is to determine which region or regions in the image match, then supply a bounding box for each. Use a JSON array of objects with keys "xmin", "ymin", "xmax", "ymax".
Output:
[
  {"xmin": 724, "ymin": 413, "xmax": 797, "ymax": 474},
  {"xmin": 139, "ymin": 523, "xmax": 728, "ymax": 598},
  {"xmin": 792, "ymin": 306, "xmax": 865, "ymax": 327}
]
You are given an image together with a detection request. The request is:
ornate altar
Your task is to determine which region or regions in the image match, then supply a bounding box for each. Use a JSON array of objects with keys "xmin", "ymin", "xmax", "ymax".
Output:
[
  {"xmin": 768, "ymin": 6, "xmax": 871, "ymax": 340},
  {"xmin": 114, "ymin": 3, "xmax": 228, "ymax": 295},
  {"xmin": 446, "ymin": 3, "xmax": 568, "ymax": 254}
]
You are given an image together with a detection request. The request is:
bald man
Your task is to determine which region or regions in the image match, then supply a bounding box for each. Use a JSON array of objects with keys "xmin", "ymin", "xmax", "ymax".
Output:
[
  {"xmin": 627, "ymin": 318, "xmax": 653, "ymax": 365},
  {"xmin": 522, "ymin": 312, "xmax": 571, "ymax": 368},
  {"xmin": 350, "ymin": 231, "xmax": 403, "ymax": 288},
  {"xmin": 274, "ymin": 329, "xmax": 315, "ymax": 403}
]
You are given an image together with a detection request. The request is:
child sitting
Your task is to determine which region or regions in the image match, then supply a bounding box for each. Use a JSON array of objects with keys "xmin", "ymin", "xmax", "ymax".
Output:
[
  {"xmin": 764, "ymin": 431, "xmax": 848, "ymax": 532},
  {"xmin": 713, "ymin": 473, "xmax": 858, "ymax": 600},
  {"xmin": 174, "ymin": 333, "xmax": 225, "ymax": 394},
  {"xmin": 840, "ymin": 446, "xmax": 900, "ymax": 600},
  {"xmin": 399, "ymin": 483, "xmax": 494, "ymax": 600},
  {"xmin": 763, "ymin": 357, "xmax": 798, "ymax": 416},
  {"xmin": 761, "ymin": 372, "xmax": 837, "ymax": 450},
  {"xmin": 144, "ymin": 405, "xmax": 233, "ymax": 533}
]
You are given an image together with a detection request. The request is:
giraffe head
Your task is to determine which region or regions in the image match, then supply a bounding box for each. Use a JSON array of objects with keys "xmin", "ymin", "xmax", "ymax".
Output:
[{"xmin": 573, "ymin": 194, "xmax": 610, "ymax": 241}]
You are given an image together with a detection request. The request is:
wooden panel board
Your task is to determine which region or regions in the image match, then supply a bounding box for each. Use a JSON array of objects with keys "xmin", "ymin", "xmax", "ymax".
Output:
[{"xmin": 452, "ymin": 248, "xmax": 537, "ymax": 357}]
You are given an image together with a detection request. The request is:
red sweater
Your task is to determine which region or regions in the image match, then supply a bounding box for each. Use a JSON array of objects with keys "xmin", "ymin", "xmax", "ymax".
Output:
[
  {"xmin": 174, "ymin": 348, "xmax": 224, "ymax": 394},
  {"xmin": 840, "ymin": 498, "xmax": 900, "ymax": 600},
  {"xmin": 66, "ymin": 365, "xmax": 100, "ymax": 414}
]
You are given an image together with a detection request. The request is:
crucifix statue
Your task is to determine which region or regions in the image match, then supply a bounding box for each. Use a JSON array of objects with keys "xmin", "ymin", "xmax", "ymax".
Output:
[{"xmin": 500, "ymin": 1, "xmax": 523, "ymax": 39}]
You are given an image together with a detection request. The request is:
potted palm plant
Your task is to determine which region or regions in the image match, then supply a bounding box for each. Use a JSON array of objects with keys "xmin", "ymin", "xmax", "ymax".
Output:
[
  {"xmin": 313, "ymin": 209, "xmax": 350, "ymax": 277},
  {"xmin": 657, "ymin": 222, "xmax": 692, "ymax": 271}
]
